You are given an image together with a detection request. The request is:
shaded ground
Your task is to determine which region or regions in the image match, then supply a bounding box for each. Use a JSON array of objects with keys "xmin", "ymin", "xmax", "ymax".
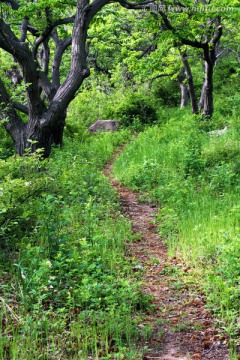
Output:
[{"xmin": 103, "ymin": 155, "xmax": 230, "ymax": 360}]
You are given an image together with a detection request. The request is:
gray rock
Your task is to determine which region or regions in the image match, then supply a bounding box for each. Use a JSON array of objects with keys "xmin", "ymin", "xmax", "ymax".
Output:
[
  {"xmin": 88, "ymin": 120, "xmax": 120, "ymax": 132},
  {"xmin": 208, "ymin": 126, "xmax": 229, "ymax": 136}
]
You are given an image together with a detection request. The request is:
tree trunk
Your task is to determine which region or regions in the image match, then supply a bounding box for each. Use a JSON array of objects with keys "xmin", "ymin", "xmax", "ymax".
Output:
[
  {"xmin": 26, "ymin": 112, "xmax": 67, "ymax": 157},
  {"xmin": 199, "ymin": 60, "xmax": 214, "ymax": 117},
  {"xmin": 180, "ymin": 83, "xmax": 188, "ymax": 108},
  {"xmin": 199, "ymin": 78, "xmax": 205, "ymax": 110},
  {"xmin": 6, "ymin": 110, "xmax": 67, "ymax": 157},
  {"xmin": 179, "ymin": 50, "xmax": 198, "ymax": 114},
  {"xmin": 198, "ymin": 23, "xmax": 222, "ymax": 118},
  {"xmin": 52, "ymin": 112, "xmax": 66, "ymax": 146},
  {"xmin": 177, "ymin": 67, "xmax": 188, "ymax": 108},
  {"xmin": 202, "ymin": 62, "xmax": 214, "ymax": 117}
]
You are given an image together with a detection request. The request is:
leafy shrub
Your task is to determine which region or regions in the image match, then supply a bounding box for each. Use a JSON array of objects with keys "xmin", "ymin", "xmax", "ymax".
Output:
[
  {"xmin": 113, "ymin": 92, "xmax": 158, "ymax": 127},
  {"xmin": 0, "ymin": 150, "xmax": 50, "ymax": 255},
  {"xmin": 201, "ymin": 134, "xmax": 240, "ymax": 191},
  {"xmin": 152, "ymin": 79, "xmax": 180, "ymax": 107},
  {"xmin": 203, "ymin": 137, "xmax": 240, "ymax": 167},
  {"xmin": 66, "ymin": 78, "xmax": 160, "ymax": 133},
  {"xmin": 0, "ymin": 126, "xmax": 14, "ymax": 159}
]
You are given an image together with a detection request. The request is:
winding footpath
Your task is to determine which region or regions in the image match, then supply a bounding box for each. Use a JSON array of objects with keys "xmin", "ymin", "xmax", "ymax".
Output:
[{"xmin": 103, "ymin": 152, "xmax": 230, "ymax": 360}]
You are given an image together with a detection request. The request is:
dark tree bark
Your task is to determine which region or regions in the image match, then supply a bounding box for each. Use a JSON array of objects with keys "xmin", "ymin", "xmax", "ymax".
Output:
[{"xmin": 199, "ymin": 60, "xmax": 214, "ymax": 116}]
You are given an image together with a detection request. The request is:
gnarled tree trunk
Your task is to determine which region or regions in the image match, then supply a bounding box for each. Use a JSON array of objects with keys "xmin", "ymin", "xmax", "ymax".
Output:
[{"xmin": 0, "ymin": 0, "xmax": 112, "ymax": 157}]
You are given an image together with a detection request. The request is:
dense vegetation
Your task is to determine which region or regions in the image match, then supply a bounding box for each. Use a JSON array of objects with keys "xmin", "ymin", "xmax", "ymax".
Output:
[
  {"xmin": 0, "ymin": 0, "xmax": 240, "ymax": 358},
  {"xmin": 113, "ymin": 107, "xmax": 240, "ymax": 343},
  {"xmin": 0, "ymin": 129, "xmax": 153, "ymax": 359}
]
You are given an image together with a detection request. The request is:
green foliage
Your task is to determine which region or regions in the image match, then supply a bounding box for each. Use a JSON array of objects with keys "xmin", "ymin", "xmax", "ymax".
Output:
[
  {"xmin": 0, "ymin": 130, "xmax": 145, "ymax": 359},
  {"xmin": 0, "ymin": 149, "xmax": 49, "ymax": 255},
  {"xmin": 113, "ymin": 108, "xmax": 240, "ymax": 344},
  {"xmin": 0, "ymin": 0, "xmax": 239, "ymax": 355},
  {"xmin": 0, "ymin": 126, "xmax": 14, "ymax": 159},
  {"xmin": 113, "ymin": 92, "xmax": 158, "ymax": 127},
  {"xmin": 152, "ymin": 79, "xmax": 180, "ymax": 107},
  {"xmin": 66, "ymin": 76, "xmax": 116, "ymax": 132},
  {"xmin": 66, "ymin": 81, "xmax": 159, "ymax": 133}
]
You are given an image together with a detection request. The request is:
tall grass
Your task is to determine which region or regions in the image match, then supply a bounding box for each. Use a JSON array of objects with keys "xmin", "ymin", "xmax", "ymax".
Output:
[
  {"xmin": 0, "ymin": 129, "xmax": 146, "ymax": 359},
  {"xmin": 113, "ymin": 108, "xmax": 240, "ymax": 350}
]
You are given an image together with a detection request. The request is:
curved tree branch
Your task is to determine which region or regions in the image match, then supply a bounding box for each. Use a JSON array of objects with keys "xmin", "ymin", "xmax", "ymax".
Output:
[
  {"xmin": 12, "ymin": 101, "xmax": 29, "ymax": 115},
  {"xmin": 32, "ymin": 16, "xmax": 75, "ymax": 58},
  {"xmin": 20, "ymin": 18, "xmax": 28, "ymax": 42},
  {"xmin": 52, "ymin": 37, "xmax": 72, "ymax": 89},
  {"xmin": 117, "ymin": 0, "xmax": 154, "ymax": 10},
  {"xmin": 211, "ymin": 25, "xmax": 222, "ymax": 45}
]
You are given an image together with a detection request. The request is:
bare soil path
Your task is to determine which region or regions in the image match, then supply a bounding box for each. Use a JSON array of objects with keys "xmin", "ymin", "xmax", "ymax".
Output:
[{"xmin": 103, "ymin": 152, "xmax": 230, "ymax": 360}]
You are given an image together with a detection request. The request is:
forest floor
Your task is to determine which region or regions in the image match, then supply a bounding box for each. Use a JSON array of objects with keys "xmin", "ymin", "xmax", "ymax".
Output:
[{"xmin": 103, "ymin": 151, "xmax": 230, "ymax": 360}]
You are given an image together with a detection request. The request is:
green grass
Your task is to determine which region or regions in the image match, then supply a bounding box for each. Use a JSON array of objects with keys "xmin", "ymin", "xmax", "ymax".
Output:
[
  {"xmin": 113, "ymin": 108, "xmax": 240, "ymax": 354},
  {"xmin": 0, "ymin": 129, "xmax": 147, "ymax": 359}
]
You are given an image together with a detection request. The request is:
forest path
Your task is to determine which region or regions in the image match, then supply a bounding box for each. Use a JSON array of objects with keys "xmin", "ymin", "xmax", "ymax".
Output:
[{"xmin": 103, "ymin": 149, "xmax": 230, "ymax": 360}]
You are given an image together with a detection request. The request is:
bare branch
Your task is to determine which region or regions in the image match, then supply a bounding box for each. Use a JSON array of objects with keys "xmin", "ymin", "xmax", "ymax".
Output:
[
  {"xmin": 26, "ymin": 25, "xmax": 39, "ymax": 37},
  {"xmin": 180, "ymin": 37, "xmax": 206, "ymax": 49},
  {"xmin": 138, "ymin": 33, "xmax": 158, "ymax": 59},
  {"xmin": 156, "ymin": 11, "xmax": 206, "ymax": 49},
  {"xmin": 86, "ymin": 0, "xmax": 111, "ymax": 24},
  {"xmin": 51, "ymin": 29, "xmax": 59, "ymax": 44}
]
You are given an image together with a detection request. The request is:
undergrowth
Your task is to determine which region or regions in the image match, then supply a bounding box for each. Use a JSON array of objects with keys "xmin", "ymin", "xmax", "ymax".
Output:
[
  {"xmin": 113, "ymin": 108, "xmax": 240, "ymax": 355},
  {"xmin": 0, "ymin": 130, "xmax": 147, "ymax": 359}
]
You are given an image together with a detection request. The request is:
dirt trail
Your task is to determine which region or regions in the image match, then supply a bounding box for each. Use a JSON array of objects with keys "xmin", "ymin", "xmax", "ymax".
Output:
[{"xmin": 103, "ymin": 155, "xmax": 230, "ymax": 360}]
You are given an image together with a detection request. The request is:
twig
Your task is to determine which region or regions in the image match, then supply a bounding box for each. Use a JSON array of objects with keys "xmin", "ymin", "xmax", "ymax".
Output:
[{"xmin": 0, "ymin": 296, "xmax": 20, "ymax": 322}]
